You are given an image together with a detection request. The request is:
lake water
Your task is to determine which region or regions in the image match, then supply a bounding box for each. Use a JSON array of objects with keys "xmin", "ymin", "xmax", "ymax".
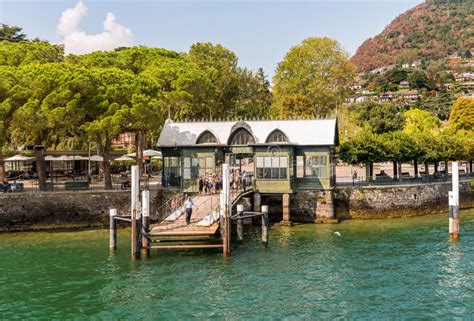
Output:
[{"xmin": 1, "ymin": 210, "xmax": 473, "ymax": 319}]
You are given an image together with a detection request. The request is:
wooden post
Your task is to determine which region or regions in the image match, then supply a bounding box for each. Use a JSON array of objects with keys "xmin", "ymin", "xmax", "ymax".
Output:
[
  {"xmin": 449, "ymin": 161, "xmax": 460, "ymax": 239},
  {"xmin": 131, "ymin": 165, "xmax": 140, "ymax": 260},
  {"xmin": 142, "ymin": 190, "xmax": 150, "ymax": 257},
  {"xmin": 222, "ymin": 163, "xmax": 231, "ymax": 257},
  {"xmin": 261, "ymin": 205, "xmax": 268, "ymax": 246},
  {"xmin": 109, "ymin": 209, "xmax": 117, "ymax": 251},
  {"xmin": 236, "ymin": 204, "xmax": 244, "ymax": 241}
]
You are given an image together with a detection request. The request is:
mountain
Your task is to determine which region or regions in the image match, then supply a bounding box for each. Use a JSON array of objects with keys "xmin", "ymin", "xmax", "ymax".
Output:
[{"xmin": 351, "ymin": 0, "xmax": 474, "ymax": 73}]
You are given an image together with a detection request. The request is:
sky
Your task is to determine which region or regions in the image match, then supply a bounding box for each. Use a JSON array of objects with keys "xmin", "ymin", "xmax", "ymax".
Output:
[{"xmin": 0, "ymin": 0, "xmax": 422, "ymax": 78}]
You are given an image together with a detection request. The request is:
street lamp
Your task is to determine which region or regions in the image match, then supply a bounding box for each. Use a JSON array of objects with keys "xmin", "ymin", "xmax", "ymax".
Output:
[{"xmin": 88, "ymin": 142, "xmax": 93, "ymax": 181}]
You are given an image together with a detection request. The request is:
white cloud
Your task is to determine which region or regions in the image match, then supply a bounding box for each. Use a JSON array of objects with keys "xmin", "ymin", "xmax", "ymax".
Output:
[{"xmin": 58, "ymin": 1, "xmax": 133, "ymax": 55}]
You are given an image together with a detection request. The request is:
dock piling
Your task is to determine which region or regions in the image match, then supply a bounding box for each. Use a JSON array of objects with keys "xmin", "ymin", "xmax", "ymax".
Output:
[
  {"xmin": 131, "ymin": 165, "xmax": 141, "ymax": 260},
  {"xmin": 222, "ymin": 164, "xmax": 231, "ymax": 257},
  {"xmin": 237, "ymin": 204, "xmax": 244, "ymax": 241},
  {"xmin": 142, "ymin": 190, "xmax": 150, "ymax": 257},
  {"xmin": 449, "ymin": 161, "xmax": 460, "ymax": 239},
  {"xmin": 109, "ymin": 208, "xmax": 117, "ymax": 251},
  {"xmin": 261, "ymin": 205, "xmax": 268, "ymax": 246}
]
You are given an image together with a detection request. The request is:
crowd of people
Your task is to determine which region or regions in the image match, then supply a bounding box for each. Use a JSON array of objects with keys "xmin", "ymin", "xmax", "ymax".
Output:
[{"xmin": 197, "ymin": 170, "xmax": 252, "ymax": 194}]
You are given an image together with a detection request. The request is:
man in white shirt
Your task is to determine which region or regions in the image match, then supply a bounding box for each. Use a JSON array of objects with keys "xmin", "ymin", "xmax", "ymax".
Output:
[{"xmin": 184, "ymin": 195, "xmax": 194, "ymax": 225}]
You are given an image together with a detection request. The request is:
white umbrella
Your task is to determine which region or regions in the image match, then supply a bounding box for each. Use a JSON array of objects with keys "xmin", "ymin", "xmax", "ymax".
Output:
[
  {"xmin": 125, "ymin": 150, "xmax": 162, "ymax": 157},
  {"xmin": 89, "ymin": 155, "xmax": 103, "ymax": 162},
  {"xmin": 114, "ymin": 155, "xmax": 134, "ymax": 162},
  {"xmin": 45, "ymin": 155, "xmax": 59, "ymax": 161},
  {"xmin": 56, "ymin": 155, "xmax": 75, "ymax": 161},
  {"xmin": 4, "ymin": 155, "xmax": 35, "ymax": 162}
]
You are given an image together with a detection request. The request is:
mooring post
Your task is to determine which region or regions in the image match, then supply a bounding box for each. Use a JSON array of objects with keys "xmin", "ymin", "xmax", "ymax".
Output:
[
  {"xmin": 236, "ymin": 204, "xmax": 244, "ymax": 241},
  {"xmin": 449, "ymin": 161, "xmax": 460, "ymax": 239},
  {"xmin": 261, "ymin": 205, "xmax": 269, "ymax": 246},
  {"xmin": 131, "ymin": 165, "xmax": 141, "ymax": 260},
  {"xmin": 109, "ymin": 208, "xmax": 117, "ymax": 251},
  {"xmin": 222, "ymin": 163, "xmax": 231, "ymax": 257},
  {"xmin": 142, "ymin": 190, "xmax": 150, "ymax": 257}
]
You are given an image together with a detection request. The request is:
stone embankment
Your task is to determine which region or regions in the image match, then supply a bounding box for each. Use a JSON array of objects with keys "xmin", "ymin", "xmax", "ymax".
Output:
[
  {"xmin": 0, "ymin": 188, "xmax": 180, "ymax": 231},
  {"xmin": 334, "ymin": 180, "xmax": 473, "ymax": 219},
  {"xmin": 0, "ymin": 181, "xmax": 472, "ymax": 231}
]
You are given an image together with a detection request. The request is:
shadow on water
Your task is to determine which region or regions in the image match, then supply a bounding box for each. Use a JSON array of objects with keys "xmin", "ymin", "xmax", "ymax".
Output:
[{"xmin": 0, "ymin": 209, "xmax": 473, "ymax": 319}]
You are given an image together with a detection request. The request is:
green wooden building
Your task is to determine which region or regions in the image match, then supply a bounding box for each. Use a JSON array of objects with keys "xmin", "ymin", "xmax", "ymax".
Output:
[{"xmin": 157, "ymin": 118, "xmax": 339, "ymax": 195}]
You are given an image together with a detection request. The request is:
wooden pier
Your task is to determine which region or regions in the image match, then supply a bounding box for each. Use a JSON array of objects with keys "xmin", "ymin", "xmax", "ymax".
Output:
[{"xmin": 109, "ymin": 165, "xmax": 269, "ymax": 259}]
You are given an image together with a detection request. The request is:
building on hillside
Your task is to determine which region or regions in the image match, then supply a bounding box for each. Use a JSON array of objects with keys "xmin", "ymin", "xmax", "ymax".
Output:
[
  {"xmin": 399, "ymin": 80, "xmax": 410, "ymax": 89},
  {"xmin": 157, "ymin": 118, "xmax": 339, "ymax": 223},
  {"xmin": 397, "ymin": 89, "xmax": 421, "ymax": 102},
  {"xmin": 379, "ymin": 92, "xmax": 394, "ymax": 101},
  {"xmin": 379, "ymin": 90, "xmax": 420, "ymax": 102}
]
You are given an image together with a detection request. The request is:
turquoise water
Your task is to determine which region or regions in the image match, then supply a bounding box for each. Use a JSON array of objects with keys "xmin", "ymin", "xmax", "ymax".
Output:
[{"xmin": 1, "ymin": 210, "xmax": 474, "ymax": 319}]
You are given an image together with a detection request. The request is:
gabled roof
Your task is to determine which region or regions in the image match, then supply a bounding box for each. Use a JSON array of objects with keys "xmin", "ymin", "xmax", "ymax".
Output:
[{"xmin": 157, "ymin": 119, "xmax": 338, "ymax": 147}]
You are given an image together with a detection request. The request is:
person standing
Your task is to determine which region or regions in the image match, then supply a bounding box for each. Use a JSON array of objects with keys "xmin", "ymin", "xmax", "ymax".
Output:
[{"xmin": 184, "ymin": 195, "xmax": 194, "ymax": 225}]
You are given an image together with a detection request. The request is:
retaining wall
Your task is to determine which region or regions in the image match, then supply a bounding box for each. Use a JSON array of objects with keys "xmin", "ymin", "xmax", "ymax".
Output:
[
  {"xmin": 333, "ymin": 180, "xmax": 474, "ymax": 220},
  {"xmin": 0, "ymin": 188, "xmax": 180, "ymax": 231}
]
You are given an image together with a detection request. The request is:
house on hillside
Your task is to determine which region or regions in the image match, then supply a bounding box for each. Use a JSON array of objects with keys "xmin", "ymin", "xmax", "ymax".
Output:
[{"xmin": 399, "ymin": 80, "xmax": 410, "ymax": 89}]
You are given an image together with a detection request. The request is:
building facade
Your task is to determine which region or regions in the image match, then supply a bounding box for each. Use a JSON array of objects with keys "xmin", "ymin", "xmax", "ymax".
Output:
[{"xmin": 157, "ymin": 118, "xmax": 339, "ymax": 222}]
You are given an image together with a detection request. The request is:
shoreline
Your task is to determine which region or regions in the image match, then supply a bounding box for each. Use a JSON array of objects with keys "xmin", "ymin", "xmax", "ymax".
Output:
[{"xmin": 0, "ymin": 180, "xmax": 472, "ymax": 232}]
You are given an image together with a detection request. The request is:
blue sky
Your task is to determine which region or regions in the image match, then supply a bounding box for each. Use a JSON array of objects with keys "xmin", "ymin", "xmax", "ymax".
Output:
[{"xmin": 1, "ymin": 0, "xmax": 422, "ymax": 78}]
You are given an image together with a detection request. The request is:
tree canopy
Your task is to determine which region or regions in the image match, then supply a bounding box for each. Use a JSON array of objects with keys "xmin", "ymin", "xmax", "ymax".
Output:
[{"xmin": 272, "ymin": 37, "xmax": 355, "ymax": 118}]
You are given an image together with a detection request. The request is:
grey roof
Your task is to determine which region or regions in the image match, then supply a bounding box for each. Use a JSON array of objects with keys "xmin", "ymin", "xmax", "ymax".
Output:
[{"xmin": 157, "ymin": 119, "xmax": 338, "ymax": 147}]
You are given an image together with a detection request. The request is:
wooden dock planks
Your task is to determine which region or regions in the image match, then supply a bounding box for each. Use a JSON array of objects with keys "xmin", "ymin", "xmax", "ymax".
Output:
[{"xmin": 150, "ymin": 194, "xmax": 221, "ymax": 237}]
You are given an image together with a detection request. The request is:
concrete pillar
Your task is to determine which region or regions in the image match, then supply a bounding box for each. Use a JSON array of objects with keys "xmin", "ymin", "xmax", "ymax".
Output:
[
  {"xmin": 253, "ymin": 192, "xmax": 261, "ymax": 226},
  {"xmin": 253, "ymin": 192, "xmax": 261, "ymax": 212},
  {"xmin": 282, "ymin": 193, "xmax": 291, "ymax": 225}
]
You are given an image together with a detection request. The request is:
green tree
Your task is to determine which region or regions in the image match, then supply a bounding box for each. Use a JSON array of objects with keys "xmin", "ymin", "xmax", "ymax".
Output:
[
  {"xmin": 230, "ymin": 67, "xmax": 272, "ymax": 119},
  {"xmin": 272, "ymin": 37, "xmax": 354, "ymax": 118},
  {"xmin": 188, "ymin": 42, "xmax": 240, "ymax": 119},
  {"xmin": 448, "ymin": 97, "xmax": 474, "ymax": 132},
  {"xmin": 355, "ymin": 101, "xmax": 404, "ymax": 134},
  {"xmin": 0, "ymin": 24, "xmax": 26, "ymax": 42},
  {"xmin": 408, "ymin": 70, "xmax": 431, "ymax": 89},
  {"xmin": 0, "ymin": 41, "xmax": 64, "ymax": 66},
  {"xmin": 380, "ymin": 131, "xmax": 424, "ymax": 180},
  {"xmin": 9, "ymin": 64, "xmax": 93, "ymax": 190},
  {"xmin": 0, "ymin": 66, "xmax": 21, "ymax": 182},
  {"xmin": 141, "ymin": 56, "xmax": 211, "ymax": 121},
  {"xmin": 421, "ymin": 92, "xmax": 455, "ymax": 120},
  {"xmin": 403, "ymin": 109, "xmax": 442, "ymax": 135},
  {"xmin": 338, "ymin": 131, "xmax": 385, "ymax": 179},
  {"xmin": 386, "ymin": 67, "xmax": 407, "ymax": 84}
]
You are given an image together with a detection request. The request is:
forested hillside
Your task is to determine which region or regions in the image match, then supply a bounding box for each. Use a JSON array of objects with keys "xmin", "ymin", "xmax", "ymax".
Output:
[{"xmin": 351, "ymin": 0, "xmax": 473, "ymax": 72}]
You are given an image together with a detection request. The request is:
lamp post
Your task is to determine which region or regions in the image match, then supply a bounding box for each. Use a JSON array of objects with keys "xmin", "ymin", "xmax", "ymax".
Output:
[{"xmin": 88, "ymin": 142, "xmax": 93, "ymax": 182}]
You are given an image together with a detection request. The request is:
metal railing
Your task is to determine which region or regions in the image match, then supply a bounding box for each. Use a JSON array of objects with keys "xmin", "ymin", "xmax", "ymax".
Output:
[{"xmin": 336, "ymin": 172, "xmax": 473, "ymax": 188}]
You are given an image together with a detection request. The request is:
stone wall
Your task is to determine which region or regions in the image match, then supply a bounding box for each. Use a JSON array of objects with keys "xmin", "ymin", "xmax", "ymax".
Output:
[
  {"xmin": 334, "ymin": 180, "xmax": 474, "ymax": 219},
  {"xmin": 0, "ymin": 188, "xmax": 180, "ymax": 231},
  {"xmin": 259, "ymin": 180, "xmax": 473, "ymax": 222}
]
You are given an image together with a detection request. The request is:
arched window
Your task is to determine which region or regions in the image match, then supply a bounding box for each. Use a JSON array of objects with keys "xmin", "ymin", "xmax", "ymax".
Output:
[
  {"xmin": 229, "ymin": 128, "xmax": 255, "ymax": 145},
  {"xmin": 196, "ymin": 131, "xmax": 218, "ymax": 144},
  {"xmin": 266, "ymin": 130, "xmax": 288, "ymax": 143}
]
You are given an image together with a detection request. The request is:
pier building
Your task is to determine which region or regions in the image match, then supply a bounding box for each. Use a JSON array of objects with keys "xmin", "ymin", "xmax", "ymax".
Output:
[{"xmin": 157, "ymin": 118, "xmax": 339, "ymax": 223}]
